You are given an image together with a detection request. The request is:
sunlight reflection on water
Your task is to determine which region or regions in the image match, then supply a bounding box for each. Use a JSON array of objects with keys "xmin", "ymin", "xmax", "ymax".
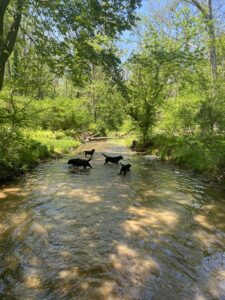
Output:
[{"xmin": 0, "ymin": 141, "xmax": 225, "ymax": 299}]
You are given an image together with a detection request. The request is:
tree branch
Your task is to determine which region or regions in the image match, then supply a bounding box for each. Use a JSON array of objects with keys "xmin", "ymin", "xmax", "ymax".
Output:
[
  {"xmin": 4, "ymin": 0, "xmax": 23, "ymax": 60},
  {"xmin": 184, "ymin": 0, "xmax": 208, "ymax": 18}
]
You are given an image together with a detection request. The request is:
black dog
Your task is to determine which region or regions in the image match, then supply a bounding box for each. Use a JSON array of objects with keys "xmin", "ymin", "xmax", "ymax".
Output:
[
  {"xmin": 83, "ymin": 149, "xmax": 95, "ymax": 157},
  {"xmin": 101, "ymin": 153, "xmax": 123, "ymax": 164},
  {"xmin": 119, "ymin": 163, "xmax": 131, "ymax": 175},
  {"xmin": 68, "ymin": 158, "xmax": 92, "ymax": 168}
]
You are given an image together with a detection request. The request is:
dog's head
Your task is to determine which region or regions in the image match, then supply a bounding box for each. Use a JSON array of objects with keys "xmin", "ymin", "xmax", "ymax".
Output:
[
  {"xmin": 119, "ymin": 156, "xmax": 123, "ymax": 160},
  {"xmin": 67, "ymin": 159, "xmax": 73, "ymax": 164}
]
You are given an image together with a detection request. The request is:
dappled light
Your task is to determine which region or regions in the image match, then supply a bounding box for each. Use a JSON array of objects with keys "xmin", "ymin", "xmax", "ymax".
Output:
[
  {"xmin": 194, "ymin": 215, "xmax": 214, "ymax": 230},
  {"xmin": 25, "ymin": 274, "xmax": 42, "ymax": 289},
  {"xmin": 110, "ymin": 243, "xmax": 160, "ymax": 277},
  {"xmin": 0, "ymin": 187, "xmax": 29, "ymax": 199},
  {"xmin": 59, "ymin": 267, "xmax": 79, "ymax": 280},
  {"xmin": 59, "ymin": 189, "xmax": 102, "ymax": 203},
  {"xmin": 11, "ymin": 211, "xmax": 31, "ymax": 226},
  {"xmin": 0, "ymin": 141, "xmax": 225, "ymax": 299},
  {"xmin": 124, "ymin": 207, "xmax": 178, "ymax": 237},
  {"xmin": 1, "ymin": 0, "xmax": 225, "ymax": 295}
]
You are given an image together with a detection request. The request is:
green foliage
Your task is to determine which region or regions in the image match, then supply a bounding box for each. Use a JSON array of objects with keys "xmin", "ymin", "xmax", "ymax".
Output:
[
  {"xmin": 1, "ymin": 0, "xmax": 141, "ymax": 90},
  {"xmin": 1, "ymin": 0, "xmax": 225, "ymax": 180},
  {"xmin": 150, "ymin": 134, "xmax": 225, "ymax": 173},
  {"xmin": 158, "ymin": 94, "xmax": 201, "ymax": 134},
  {"xmin": 119, "ymin": 117, "xmax": 135, "ymax": 135},
  {"xmin": 30, "ymin": 97, "xmax": 92, "ymax": 132},
  {"xmin": 126, "ymin": 27, "xmax": 184, "ymax": 144},
  {"xmin": 28, "ymin": 130, "xmax": 80, "ymax": 154},
  {"xmin": 83, "ymin": 67, "xmax": 125, "ymax": 131},
  {"xmin": 0, "ymin": 128, "xmax": 50, "ymax": 178},
  {"xmin": 7, "ymin": 45, "xmax": 58, "ymax": 99},
  {"xmin": 0, "ymin": 92, "xmax": 81, "ymax": 179}
]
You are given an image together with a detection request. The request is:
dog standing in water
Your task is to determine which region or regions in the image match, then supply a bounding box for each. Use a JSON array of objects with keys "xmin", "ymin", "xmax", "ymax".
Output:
[
  {"xmin": 68, "ymin": 158, "xmax": 92, "ymax": 168},
  {"xmin": 83, "ymin": 149, "xmax": 95, "ymax": 158},
  {"xmin": 119, "ymin": 163, "xmax": 131, "ymax": 175},
  {"xmin": 101, "ymin": 153, "xmax": 123, "ymax": 164}
]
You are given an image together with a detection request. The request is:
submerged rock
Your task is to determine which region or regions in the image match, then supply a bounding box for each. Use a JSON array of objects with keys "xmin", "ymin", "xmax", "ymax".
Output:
[{"xmin": 144, "ymin": 155, "xmax": 160, "ymax": 161}]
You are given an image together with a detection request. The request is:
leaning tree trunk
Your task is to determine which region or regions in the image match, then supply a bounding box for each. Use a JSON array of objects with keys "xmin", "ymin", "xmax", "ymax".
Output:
[{"xmin": 0, "ymin": 0, "xmax": 23, "ymax": 91}]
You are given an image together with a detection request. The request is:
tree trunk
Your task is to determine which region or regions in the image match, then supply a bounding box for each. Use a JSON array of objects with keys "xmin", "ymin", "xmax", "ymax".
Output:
[
  {"xmin": 185, "ymin": 0, "xmax": 217, "ymax": 80},
  {"xmin": 0, "ymin": 0, "xmax": 23, "ymax": 91},
  {"xmin": 0, "ymin": 59, "xmax": 6, "ymax": 90},
  {"xmin": 7, "ymin": 60, "xmax": 11, "ymax": 78},
  {"xmin": 13, "ymin": 47, "xmax": 19, "ymax": 80},
  {"xmin": 208, "ymin": 0, "xmax": 217, "ymax": 80}
]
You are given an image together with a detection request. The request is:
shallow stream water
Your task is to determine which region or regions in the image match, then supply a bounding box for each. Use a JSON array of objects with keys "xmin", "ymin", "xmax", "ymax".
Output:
[{"xmin": 0, "ymin": 141, "xmax": 225, "ymax": 300}]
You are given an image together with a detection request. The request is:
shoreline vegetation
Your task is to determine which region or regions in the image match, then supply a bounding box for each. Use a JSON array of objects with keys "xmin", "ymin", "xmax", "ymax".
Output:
[
  {"xmin": 119, "ymin": 133, "xmax": 225, "ymax": 185},
  {"xmin": 0, "ymin": 129, "xmax": 80, "ymax": 183},
  {"xmin": 1, "ymin": 129, "xmax": 225, "ymax": 186},
  {"xmin": 0, "ymin": 1, "xmax": 224, "ymax": 187}
]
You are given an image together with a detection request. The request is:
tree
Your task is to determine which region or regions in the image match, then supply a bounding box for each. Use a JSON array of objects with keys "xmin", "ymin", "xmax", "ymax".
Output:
[
  {"xmin": 0, "ymin": 0, "xmax": 23, "ymax": 90},
  {"xmin": 127, "ymin": 27, "xmax": 183, "ymax": 144},
  {"xmin": 152, "ymin": 1, "xmax": 224, "ymax": 134},
  {"xmin": 0, "ymin": 0, "xmax": 141, "ymax": 90},
  {"xmin": 83, "ymin": 66, "xmax": 125, "ymax": 133},
  {"xmin": 184, "ymin": 0, "xmax": 217, "ymax": 79}
]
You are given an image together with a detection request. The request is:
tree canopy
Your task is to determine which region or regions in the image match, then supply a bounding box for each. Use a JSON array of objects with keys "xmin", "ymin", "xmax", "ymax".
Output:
[{"xmin": 0, "ymin": 0, "xmax": 141, "ymax": 90}]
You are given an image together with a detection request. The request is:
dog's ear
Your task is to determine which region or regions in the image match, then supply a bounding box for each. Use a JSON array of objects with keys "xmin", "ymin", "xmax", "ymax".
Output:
[{"xmin": 88, "ymin": 158, "xmax": 92, "ymax": 161}]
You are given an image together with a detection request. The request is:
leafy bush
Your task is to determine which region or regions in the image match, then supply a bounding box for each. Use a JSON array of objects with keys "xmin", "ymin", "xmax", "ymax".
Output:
[
  {"xmin": 0, "ymin": 131, "xmax": 50, "ymax": 178},
  {"xmin": 150, "ymin": 134, "xmax": 225, "ymax": 173}
]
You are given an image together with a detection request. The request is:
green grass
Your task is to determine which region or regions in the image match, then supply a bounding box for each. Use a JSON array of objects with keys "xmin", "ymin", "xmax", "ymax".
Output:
[
  {"xmin": 0, "ymin": 129, "xmax": 80, "ymax": 180},
  {"xmin": 26, "ymin": 130, "xmax": 80, "ymax": 154},
  {"xmin": 149, "ymin": 134, "xmax": 225, "ymax": 174}
]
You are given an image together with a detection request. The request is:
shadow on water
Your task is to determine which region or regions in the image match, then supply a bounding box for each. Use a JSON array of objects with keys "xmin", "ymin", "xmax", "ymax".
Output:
[{"xmin": 0, "ymin": 141, "xmax": 225, "ymax": 300}]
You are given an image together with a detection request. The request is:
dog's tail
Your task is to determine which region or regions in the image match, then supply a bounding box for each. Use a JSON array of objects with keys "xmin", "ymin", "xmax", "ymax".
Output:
[
  {"xmin": 88, "ymin": 158, "xmax": 92, "ymax": 162},
  {"xmin": 120, "ymin": 163, "xmax": 124, "ymax": 167},
  {"xmin": 101, "ymin": 153, "xmax": 108, "ymax": 158}
]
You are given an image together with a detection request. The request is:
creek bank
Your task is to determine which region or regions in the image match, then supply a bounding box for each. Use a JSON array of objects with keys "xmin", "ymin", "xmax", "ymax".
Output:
[
  {"xmin": 131, "ymin": 141, "xmax": 225, "ymax": 188},
  {"xmin": 0, "ymin": 144, "xmax": 78, "ymax": 184},
  {"xmin": 0, "ymin": 152, "xmax": 63, "ymax": 184}
]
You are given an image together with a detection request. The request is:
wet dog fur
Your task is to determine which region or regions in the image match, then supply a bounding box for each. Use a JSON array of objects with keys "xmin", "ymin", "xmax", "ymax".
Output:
[
  {"xmin": 101, "ymin": 153, "xmax": 123, "ymax": 164},
  {"xmin": 119, "ymin": 163, "xmax": 131, "ymax": 175},
  {"xmin": 68, "ymin": 158, "xmax": 92, "ymax": 168},
  {"xmin": 83, "ymin": 149, "xmax": 95, "ymax": 157}
]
